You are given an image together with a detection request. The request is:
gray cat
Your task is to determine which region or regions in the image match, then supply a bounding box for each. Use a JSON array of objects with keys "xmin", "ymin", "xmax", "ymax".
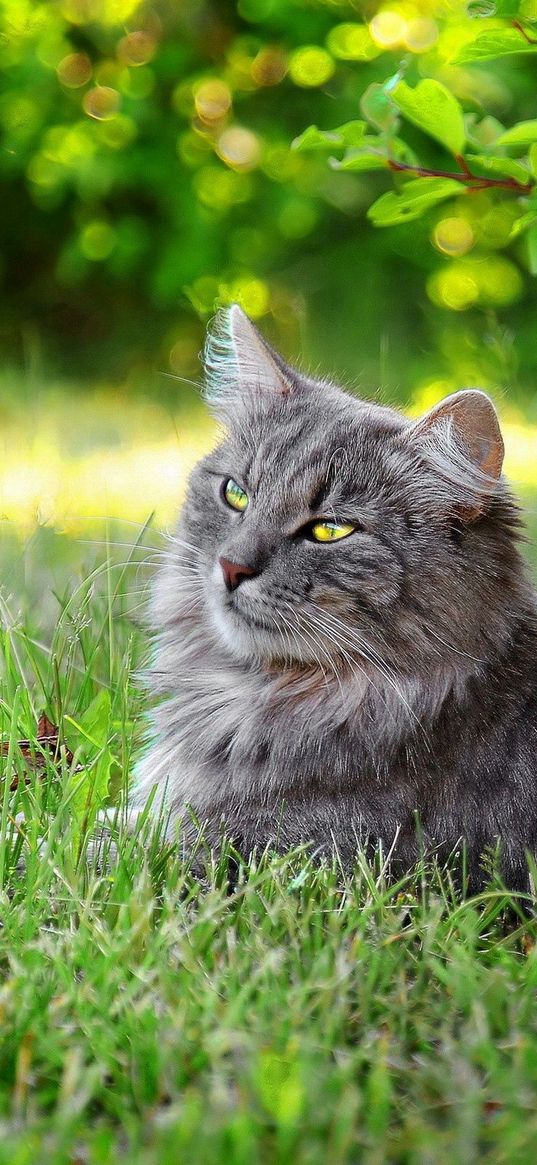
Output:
[{"xmin": 131, "ymin": 305, "xmax": 537, "ymax": 892}]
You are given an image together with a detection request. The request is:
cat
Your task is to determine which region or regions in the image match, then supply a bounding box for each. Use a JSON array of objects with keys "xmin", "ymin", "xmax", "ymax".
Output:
[{"xmin": 130, "ymin": 305, "xmax": 537, "ymax": 893}]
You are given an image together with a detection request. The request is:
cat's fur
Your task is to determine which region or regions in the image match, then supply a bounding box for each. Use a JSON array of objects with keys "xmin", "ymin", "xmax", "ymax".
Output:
[{"xmin": 131, "ymin": 306, "xmax": 537, "ymax": 891}]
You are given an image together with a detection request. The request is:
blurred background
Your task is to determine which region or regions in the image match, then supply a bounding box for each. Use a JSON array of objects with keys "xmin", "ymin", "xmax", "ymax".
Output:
[{"xmin": 0, "ymin": 0, "xmax": 536, "ymax": 538}]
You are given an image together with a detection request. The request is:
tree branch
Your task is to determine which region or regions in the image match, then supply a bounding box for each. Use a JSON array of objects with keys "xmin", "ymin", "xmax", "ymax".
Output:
[
  {"xmin": 387, "ymin": 155, "xmax": 533, "ymax": 196},
  {"xmin": 512, "ymin": 19, "xmax": 537, "ymax": 45}
]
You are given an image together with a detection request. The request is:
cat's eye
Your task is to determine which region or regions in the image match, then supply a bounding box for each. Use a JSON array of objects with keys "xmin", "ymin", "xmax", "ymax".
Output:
[
  {"xmin": 309, "ymin": 520, "xmax": 355, "ymax": 543},
  {"xmin": 223, "ymin": 478, "xmax": 249, "ymax": 512}
]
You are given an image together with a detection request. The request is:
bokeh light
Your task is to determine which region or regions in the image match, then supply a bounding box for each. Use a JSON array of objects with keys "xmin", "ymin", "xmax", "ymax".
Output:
[
  {"xmin": 404, "ymin": 18, "xmax": 438, "ymax": 52},
  {"xmin": 117, "ymin": 30, "xmax": 156, "ymax": 66},
  {"xmin": 326, "ymin": 23, "xmax": 380, "ymax": 61},
  {"xmin": 79, "ymin": 220, "xmax": 116, "ymax": 260},
  {"xmin": 428, "ymin": 255, "xmax": 523, "ymax": 311},
  {"xmin": 251, "ymin": 47, "xmax": 288, "ymax": 86},
  {"xmin": 57, "ymin": 52, "xmax": 93, "ymax": 88},
  {"xmin": 83, "ymin": 86, "xmax": 120, "ymax": 120},
  {"xmin": 223, "ymin": 277, "xmax": 270, "ymax": 318},
  {"xmin": 288, "ymin": 46, "xmax": 335, "ymax": 88},
  {"xmin": 369, "ymin": 11, "xmax": 408, "ymax": 48},
  {"xmin": 194, "ymin": 79, "xmax": 232, "ymax": 124},
  {"xmin": 193, "ymin": 166, "xmax": 252, "ymax": 211},
  {"xmin": 433, "ymin": 217, "xmax": 475, "ymax": 256},
  {"xmin": 216, "ymin": 127, "xmax": 261, "ymax": 171},
  {"xmin": 2, "ymin": 0, "xmax": 537, "ymax": 444}
]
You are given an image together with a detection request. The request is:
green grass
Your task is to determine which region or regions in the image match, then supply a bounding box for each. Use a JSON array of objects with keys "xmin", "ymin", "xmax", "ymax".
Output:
[{"xmin": 0, "ymin": 499, "xmax": 537, "ymax": 1165}]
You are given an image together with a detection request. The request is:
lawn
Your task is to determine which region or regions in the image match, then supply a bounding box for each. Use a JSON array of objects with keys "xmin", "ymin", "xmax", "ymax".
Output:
[{"xmin": 0, "ymin": 397, "xmax": 536, "ymax": 1163}]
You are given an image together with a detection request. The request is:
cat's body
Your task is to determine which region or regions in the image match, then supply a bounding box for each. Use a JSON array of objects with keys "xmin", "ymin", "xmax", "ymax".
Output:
[{"xmin": 131, "ymin": 307, "xmax": 537, "ymax": 891}]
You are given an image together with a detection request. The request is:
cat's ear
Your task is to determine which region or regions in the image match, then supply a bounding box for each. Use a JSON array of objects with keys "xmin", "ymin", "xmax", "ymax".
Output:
[
  {"xmin": 409, "ymin": 390, "xmax": 504, "ymax": 519},
  {"xmin": 203, "ymin": 304, "xmax": 292, "ymax": 416}
]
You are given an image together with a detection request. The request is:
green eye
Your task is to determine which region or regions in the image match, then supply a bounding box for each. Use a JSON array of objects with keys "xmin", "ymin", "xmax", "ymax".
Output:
[
  {"xmin": 223, "ymin": 478, "xmax": 249, "ymax": 512},
  {"xmin": 310, "ymin": 520, "xmax": 355, "ymax": 543}
]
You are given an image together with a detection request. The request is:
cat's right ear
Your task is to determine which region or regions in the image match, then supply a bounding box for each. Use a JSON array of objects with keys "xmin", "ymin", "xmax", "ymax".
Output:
[
  {"xmin": 203, "ymin": 305, "xmax": 293, "ymax": 418},
  {"xmin": 408, "ymin": 389, "xmax": 505, "ymax": 520}
]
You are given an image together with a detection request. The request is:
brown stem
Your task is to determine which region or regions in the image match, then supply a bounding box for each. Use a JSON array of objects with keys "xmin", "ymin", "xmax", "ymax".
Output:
[
  {"xmin": 387, "ymin": 156, "xmax": 533, "ymax": 195},
  {"xmin": 513, "ymin": 19, "xmax": 537, "ymax": 45}
]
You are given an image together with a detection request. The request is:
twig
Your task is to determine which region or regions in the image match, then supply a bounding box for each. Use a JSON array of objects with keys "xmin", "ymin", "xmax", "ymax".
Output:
[
  {"xmin": 513, "ymin": 19, "xmax": 537, "ymax": 45},
  {"xmin": 387, "ymin": 154, "xmax": 533, "ymax": 196}
]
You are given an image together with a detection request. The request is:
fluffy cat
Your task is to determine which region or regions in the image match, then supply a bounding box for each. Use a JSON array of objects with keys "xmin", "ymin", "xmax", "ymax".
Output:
[{"xmin": 131, "ymin": 305, "xmax": 537, "ymax": 892}]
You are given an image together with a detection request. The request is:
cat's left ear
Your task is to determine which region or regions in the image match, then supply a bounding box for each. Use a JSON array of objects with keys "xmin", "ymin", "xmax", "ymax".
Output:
[
  {"xmin": 203, "ymin": 304, "xmax": 292, "ymax": 416},
  {"xmin": 409, "ymin": 389, "xmax": 504, "ymax": 518}
]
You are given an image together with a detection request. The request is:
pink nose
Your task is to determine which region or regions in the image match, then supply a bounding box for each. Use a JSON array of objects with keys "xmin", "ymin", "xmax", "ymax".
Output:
[{"xmin": 219, "ymin": 557, "xmax": 257, "ymax": 592}]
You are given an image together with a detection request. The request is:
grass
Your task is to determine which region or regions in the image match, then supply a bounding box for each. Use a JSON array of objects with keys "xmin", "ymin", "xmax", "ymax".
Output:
[{"xmin": 0, "ymin": 393, "xmax": 537, "ymax": 1162}]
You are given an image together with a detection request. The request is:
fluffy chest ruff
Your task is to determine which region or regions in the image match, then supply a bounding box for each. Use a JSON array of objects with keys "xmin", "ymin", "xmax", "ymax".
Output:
[{"xmin": 131, "ymin": 599, "xmax": 467, "ymax": 849}]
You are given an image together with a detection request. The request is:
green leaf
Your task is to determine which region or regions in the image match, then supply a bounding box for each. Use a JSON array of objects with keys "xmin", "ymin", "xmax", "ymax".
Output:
[
  {"xmin": 331, "ymin": 149, "xmax": 388, "ymax": 173},
  {"xmin": 530, "ymin": 144, "xmax": 537, "ymax": 180},
  {"xmin": 391, "ymin": 80, "xmax": 465, "ymax": 156},
  {"xmin": 527, "ymin": 224, "xmax": 537, "ymax": 275},
  {"xmin": 64, "ymin": 691, "xmax": 118, "ymax": 843},
  {"xmin": 292, "ymin": 121, "xmax": 366, "ymax": 152},
  {"xmin": 496, "ymin": 120, "xmax": 537, "ymax": 147},
  {"xmin": 67, "ymin": 690, "xmax": 113, "ymax": 756},
  {"xmin": 368, "ymin": 178, "xmax": 463, "ymax": 227},
  {"xmin": 509, "ymin": 211, "xmax": 537, "ymax": 240},
  {"xmin": 464, "ymin": 154, "xmax": 531, "ymax": 183},
  {"xmin": 360, "ymin": 82, "xmax": 399, "ymax": 134},
  {"xmin": 454, "ymin": 29, "xmax": 537, "ymax": 63},
  {"xmin": 464, "ymin": 114, "xmax": 504, "ymax": 150},
  {"xmin": 467, "ymin": 0, "xmax": 521, "ymax": 14}
]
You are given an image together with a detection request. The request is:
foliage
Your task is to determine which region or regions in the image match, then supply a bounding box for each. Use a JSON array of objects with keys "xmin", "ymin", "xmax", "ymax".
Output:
[
  {"xmin": 296, "ymin": 6, "xmax": 537, "ymax": 279},
  {"xmin": 1, "ymin": 0, "xmax": 537, "ymax": 410}
]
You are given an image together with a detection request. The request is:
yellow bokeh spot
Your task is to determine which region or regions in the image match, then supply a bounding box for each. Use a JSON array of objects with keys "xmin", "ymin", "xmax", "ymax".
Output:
[
  {"xmin": 43, "ymin": 123, "xmax": 95, "ymax": 166},
  {"xmin": 217, "ymin": 126, "xmax": 261, "ymax": 171},
  {"xmin": 193, "ymin": 166, "xmax": 251, "ymax": 211},
  {"xmin": 404, "ymin": 18, "xmax": 438, "ymax": 52},
  {"xmin": 95, "ymin": 61, "xmax": 121, "ymax": 88},
  {"xmin": 288, "ymin": 46, "xmax": 335, "ymax": 88},
  {"xmin": 97, "ymin": 114, "xmax": 137, "ymax": 149},
  {"xmin": 326, "ymin": 23, "xmax": 380, "ymax": 61},
  {"xmin": 83, "ymin": 86, "xmax": 120, "ymax": 121},
  {"xmin": 428, "ymin": 267, "xmax": 479, "ymax": 311},
  {"xmin": 224, "ymin": 278, "xmax": 270, "ymax": 319},
  {"xmin": 433, "ymin": 217, "xmax": 475, "ymax": 257},
  {"xmin": 409, "ymin": 379, "xmax": 457, "ymax": 417},
  {"xmin": 177, "ymin": 129, "xmax": 212, "ymax": 168},
  {"xmin": 369, "ymin": 10, "xmax": 408, "ymax": 48},
  {"xmin": 251, "ymin": 47, "xmax": 288, "ymax": 87},
  {"xmin": 474, "ymin": 256, "xmax": 523, "ymax": 307},
  {"xmin": 61, "ymin": 0, "xmax": 144, "ymax": 25},
  {"xmin": 57, "ymin": 52, "xmax": 93, "ymax": 88},
  {"xmin": 194, "ymin": 79, "xmax": 232, "ymax": 124},
  {"xmin": 428, "ymin": 256, "xmax": 523, "ymax": 311},
  {"xmin": 477, "ymin": 205, "xmax": 519, "ymax": 250},
  {"xmin": 80, "ymin": 221, "xmax": 116, "ymax": 260},
  {"xmin": 117, "ymin": 30, "xmax": 156, "ymax": 67}
]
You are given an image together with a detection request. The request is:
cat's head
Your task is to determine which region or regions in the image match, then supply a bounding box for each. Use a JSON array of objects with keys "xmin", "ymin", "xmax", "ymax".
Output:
[{"xmin": 175, "ymin": 306, "xmax": 517, "ymax": 674}]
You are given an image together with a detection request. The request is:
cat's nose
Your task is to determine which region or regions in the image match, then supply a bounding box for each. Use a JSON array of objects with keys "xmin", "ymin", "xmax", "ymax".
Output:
[{"xmin": 219, "ymin": 557, "xmax": 258, "ymax": 592}]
